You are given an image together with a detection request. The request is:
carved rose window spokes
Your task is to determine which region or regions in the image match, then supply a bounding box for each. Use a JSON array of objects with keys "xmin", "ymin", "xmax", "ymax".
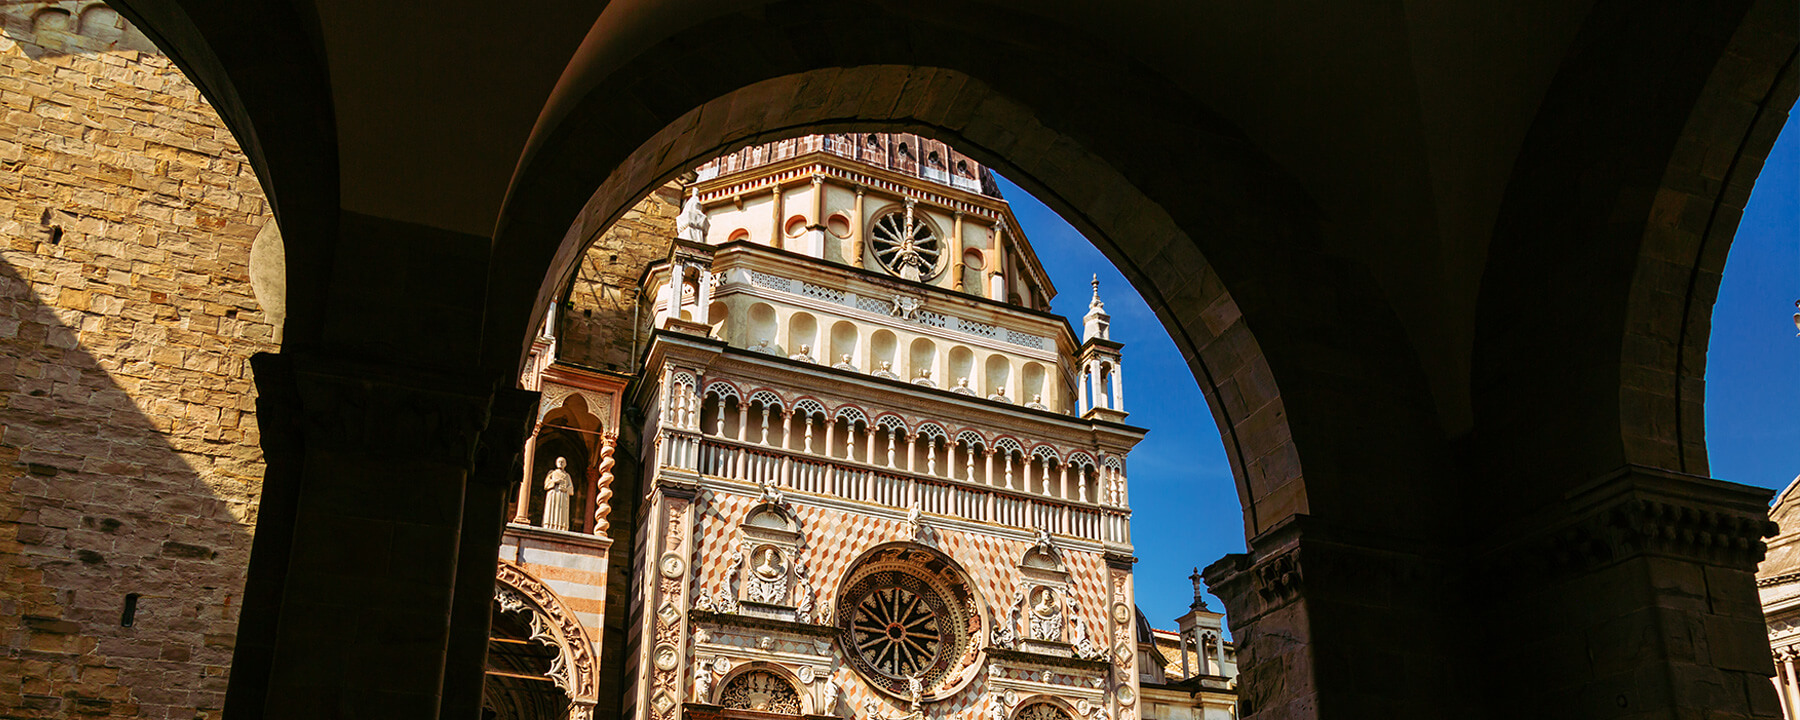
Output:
[
  {"xmin": 870, "ymin": 211, "xmax": 941, "ymax": 281},
  {"xmin": 852, "ymin": 586, "xmax": 942, "ymax": 677}
]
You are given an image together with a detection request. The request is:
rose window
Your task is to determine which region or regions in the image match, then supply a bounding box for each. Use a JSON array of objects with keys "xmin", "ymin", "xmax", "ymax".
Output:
[
  {"xmin": 851, "ymin": 585, "xmax": 942, "ymax": 677},
  {"xmin": 835, "ymin": 545, "xmax": 983, "ymax": 702},
  {"xmin": 870, "ymin": 211, "xmax": 942, "ymax": 281}
]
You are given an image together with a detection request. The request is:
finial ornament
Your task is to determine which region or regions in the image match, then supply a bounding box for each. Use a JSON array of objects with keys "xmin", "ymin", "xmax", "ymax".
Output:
[
  {"xmin": 1189, "ymin": 566, "xmax": 1209, "ymax": 611},
  {"xmin": 1083, "ymin": 275, "xmax": 1111, "ymax": 342}
]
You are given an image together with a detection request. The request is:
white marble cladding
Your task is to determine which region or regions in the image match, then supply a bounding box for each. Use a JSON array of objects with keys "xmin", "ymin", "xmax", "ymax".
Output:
[{"xmin": 744, "ymin": 268, "xmax": 1049, "ymax": 351}]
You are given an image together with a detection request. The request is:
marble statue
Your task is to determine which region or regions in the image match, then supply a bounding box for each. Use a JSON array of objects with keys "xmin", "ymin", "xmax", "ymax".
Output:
[
  {"xmin": 833, "ymin": 354, "xmax": 856, "ymax": 371},
  {"xmin": 912, "ymin": 369, "xmax": 936, "ymax": 388},
  {"xmin": 790, "ymin": 344, "xmax": 816, "ymax": 363},
  {"xmin": 821, "ymin": 677, "xmax": 841, "ymax": 716},
  {"xmin": 542, "ymin": 456, "xmax": 574, "ymax": 531},
  {"xmin": 874, "ymin": 360, "xmax": 899, "ymax": 380},
  {"xmin": 952, "ymin": 377, "xmax": 976, "ymax": 395},
  {"xmin": 693, "ymin": 660, "xmax": 714, "ymax": 702},
  {"xmin": 987, "ymin": 387, "xmax": 1011, "ymax": 403}
]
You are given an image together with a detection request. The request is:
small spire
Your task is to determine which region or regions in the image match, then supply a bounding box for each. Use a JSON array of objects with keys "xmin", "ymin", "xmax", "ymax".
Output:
[
  {"xmin": 1083, "ymin": 275, "xmax": 1111, "ymax": 342},
  {"xmin": 1189, "ymin": 567, "xmax": 1209, "ymax": 611}
]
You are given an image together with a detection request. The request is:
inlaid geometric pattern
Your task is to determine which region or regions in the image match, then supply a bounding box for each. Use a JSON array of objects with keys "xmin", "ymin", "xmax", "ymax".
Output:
[{"xmin": 688, "ymin": 483, "xmax": 1118, "ymax": 715}]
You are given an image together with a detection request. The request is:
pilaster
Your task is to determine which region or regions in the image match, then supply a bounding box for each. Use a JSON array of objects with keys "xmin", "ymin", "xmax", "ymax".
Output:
[
  {"xmin": 1203, "ymin": 516, "xmax": 1451, "ymax": 720},
  {"xmin": 1471, "ymin": 466, "xmax": 1780, "ymax": 720}
]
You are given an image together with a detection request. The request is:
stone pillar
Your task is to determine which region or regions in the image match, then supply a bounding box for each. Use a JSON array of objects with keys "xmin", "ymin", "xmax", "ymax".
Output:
[
  {"xmin": 694, "ymin": 268, "xmax": 713, "ymax": 320},
  {"xmin": 851, "ymin": 186, "xmax": 867, "ymax": 268},
  {"xmin": 1208, "ymin": 470, "xmax": 1781, "ymax": 720},
  {"xmin": 950, "ymin": 210, "xmax": 965, "ymax": 290},
  {"xmin": 1778, "ymin": 655, "xmax": 1792, "ymax": 720},
  {"xmin": 441, "ymin": 387, "xmax": 538, "ymax": 720},
  {"xmin": 667, "ymin": 262, "xmax": 686, "ymax": 322},
  {"xmin": 225, "ymin": 353, "xmax": 511, "ymax": 720},
  {"xmin": 809, "ymin": 174, "xmax": 826, "ymax": 258},
  {"xmin": 512, "ymin": 425, "xmax": 541, "ymax": 523},
  {"xmin": 1076, "ymin": 364, "xmax": 1090, "ymax": 413},
  {"xmin": 768, "ymin": 186, "xmax": 784, "ymax": 250},
  {"xmin": 1109, "ymin": 360, "xmax": 1124, "ymax": 412}
]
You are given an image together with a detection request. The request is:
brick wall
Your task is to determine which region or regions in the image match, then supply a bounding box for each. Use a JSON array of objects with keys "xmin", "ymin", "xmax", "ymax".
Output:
[
  {"xmin": 0, "ymin": 3, "xmax": 276, "ymax": 717},
  {"xmin": 556, "ymin": 184, "xmax": 679, "ymax": 372}
]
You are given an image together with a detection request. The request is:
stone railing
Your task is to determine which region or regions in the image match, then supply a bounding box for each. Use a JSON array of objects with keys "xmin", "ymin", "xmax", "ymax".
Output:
[{"xmin": 674, "ymin": 432, "xmax": 1129, "ymax": 544}]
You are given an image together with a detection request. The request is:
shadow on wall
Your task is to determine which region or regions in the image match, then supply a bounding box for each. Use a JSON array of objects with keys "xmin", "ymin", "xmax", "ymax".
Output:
[
  {"xmin": 0, "ymin": 9, "xmax": 277, "ymax": 717},
  {"xmin": 0, "ymin": 1, "xmax": 156, "ymax": 59},
  {"xmin": 0, "ymin": 253, "xmax": 255, "ymax": 717}
]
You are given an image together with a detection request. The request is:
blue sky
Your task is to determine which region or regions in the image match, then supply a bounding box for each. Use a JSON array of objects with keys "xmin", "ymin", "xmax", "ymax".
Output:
[{"xmin": 997, "ymin": 116, "xmax": 1799, "ymax": 628}]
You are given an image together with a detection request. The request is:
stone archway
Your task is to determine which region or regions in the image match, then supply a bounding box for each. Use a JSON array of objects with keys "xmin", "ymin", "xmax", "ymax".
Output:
[{"xmin": 493, "ymin": 560, "xmax": 602, "ymax": 720}]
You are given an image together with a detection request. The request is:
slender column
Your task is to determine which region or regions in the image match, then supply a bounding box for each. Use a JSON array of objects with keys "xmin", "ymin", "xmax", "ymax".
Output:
[
  {"xmin": 713, "ymin": 396, "xmax": 726, "ymax": 436},
  {"xmin": 1003, "ymin": 453, "xmax": 1014, "ymax": 490},
  {"xmin": 781, "ymin": 410, "xmax": 794, "ymax": 450},
  {"xmin": 668, "ymin": 262, "xmax": 686, "ymax": 321},
  {"xmin": 512, "ymin": 425, "xmax": 542, "ymax": 524},
  {"xmin": 694, "ymin": 267, "xmax": 713, "ymax": 316},
  {"xmin": 1078, "ymin": 467, "xmax": 1089, "ymax": 504},
  {"xmin": 1110, "ymin": 360, "xmax": 1125, "ymax": 411},
  {"xmin": 593, "ymin": 433, "xmax": 615, "ymax": 534},
  {"xmin": 1778, "ymin": 655, "xmax": 1792, "ymax": 720},
  {"xmin": 809, "ymin": 174, "xmax": 826, "ymax": 258},
  {"xmin": 850, "ymin": 186, "xmax": 866, "ymax": 267},
  {"xmin": 842, "ymin": 421, "xmax": 855, "ymax": 461},
  {"xmin": 964, "ymin": 444, "xmax": 976, "ymax": 483},
  {"xmin": 735, "ymin": 401, "xmax": 748, "ymax": 443},
  {"xmin": 1041, "ymin": 460, "xmax": 1052, "ymax": 497},
  {"xmin": 1214, "ymin": 630, "xmax": 1226, "ymax": 677},
  {"xmin": 866, "ymin": 425, "xmax": 878, "ymax": 465},
  {"xmin": 1181, "ymin": 633, "xmax": 1192, "ymax": 678},
  {"xmin": 1059, "ymin": 464, "xmax": 1069, "ymax": 499},
  {"xmin": 1077, "ymin": 363, "xmax": 1090, "ymax": 413},
  {"xmin": 984, "ymin": 447, "xmax": 995, "ymax": 487},
  {"xmin": 769, "ymin": 186, "xmax": 784, "ymax": 249},
  {"xmin": 950, "ymin": 210, "xmax": 965, "ymax": 290},
  {"xmin": 886, "ymin": 429, "xmax": 897, "ymax": 468},
  {"xmin": 759, "ymin": 405, "xmax": 770, "ymax": 445},
  {"xmin": 926, "ymin": 439, "xmax": 937, "ymax": 477},
  {"xmin": 987, "ymin": 223, "xmax": 1006, "ymax": 301}
]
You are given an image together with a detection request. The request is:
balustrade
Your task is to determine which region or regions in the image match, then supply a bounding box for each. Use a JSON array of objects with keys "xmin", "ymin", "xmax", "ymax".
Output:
[{"xmin": 678, "ymin": 431, "xmax": 1128, "ymax": 543}]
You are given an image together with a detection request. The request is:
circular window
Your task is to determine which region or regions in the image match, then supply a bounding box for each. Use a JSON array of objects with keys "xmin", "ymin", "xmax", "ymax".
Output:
[
  {"xmin": 835, "ymin": 545, "xmax": 981, "ymax": 701},
  {"xmin": 869, "ymin": 211, "xmax": 942, "ymax": 281}
]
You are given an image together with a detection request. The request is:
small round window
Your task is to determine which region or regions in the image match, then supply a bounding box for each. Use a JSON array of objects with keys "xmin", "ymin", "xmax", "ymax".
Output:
[{"xmin": 870, "ymin": 211, "xmax": 942, "ymax": 281}]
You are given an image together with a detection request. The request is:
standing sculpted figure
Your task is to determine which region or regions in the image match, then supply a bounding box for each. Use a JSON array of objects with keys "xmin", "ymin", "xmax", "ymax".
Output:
[
  {"xmin": 541, "ymin": 456, "xmax": 574, "ymax": 531},
  {"xmin": 820, "ymin": 677, "xmax": 841, "ymax": 716}
]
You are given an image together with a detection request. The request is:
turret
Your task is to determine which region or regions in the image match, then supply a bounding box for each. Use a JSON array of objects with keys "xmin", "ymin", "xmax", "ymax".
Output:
[{"xmin": 1078, "ymin": 277, "xmax": 1126, "ymax": 421}]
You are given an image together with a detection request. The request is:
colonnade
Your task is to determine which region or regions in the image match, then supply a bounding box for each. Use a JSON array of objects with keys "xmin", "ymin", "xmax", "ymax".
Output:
[{"xmin": 672, "ymin": 376, "xmax": 1128, "ymax": 510}]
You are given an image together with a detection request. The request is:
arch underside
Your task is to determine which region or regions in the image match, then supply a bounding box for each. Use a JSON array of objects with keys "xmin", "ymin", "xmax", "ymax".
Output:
[{"xmin": 108, "ymin": 0, "xmax": 1797, "ymax": 579}]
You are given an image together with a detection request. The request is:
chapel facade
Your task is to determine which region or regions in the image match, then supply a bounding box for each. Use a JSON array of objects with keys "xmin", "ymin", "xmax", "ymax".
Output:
[{"xmin": 499, "ymin": 134, "xmax": 1150, "ymax": 720}]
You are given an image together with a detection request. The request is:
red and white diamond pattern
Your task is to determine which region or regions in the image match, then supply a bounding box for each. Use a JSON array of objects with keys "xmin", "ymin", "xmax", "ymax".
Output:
[{"xmin": 686, "ymin": 484, "xmax": 1117, "ymax": 716}]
